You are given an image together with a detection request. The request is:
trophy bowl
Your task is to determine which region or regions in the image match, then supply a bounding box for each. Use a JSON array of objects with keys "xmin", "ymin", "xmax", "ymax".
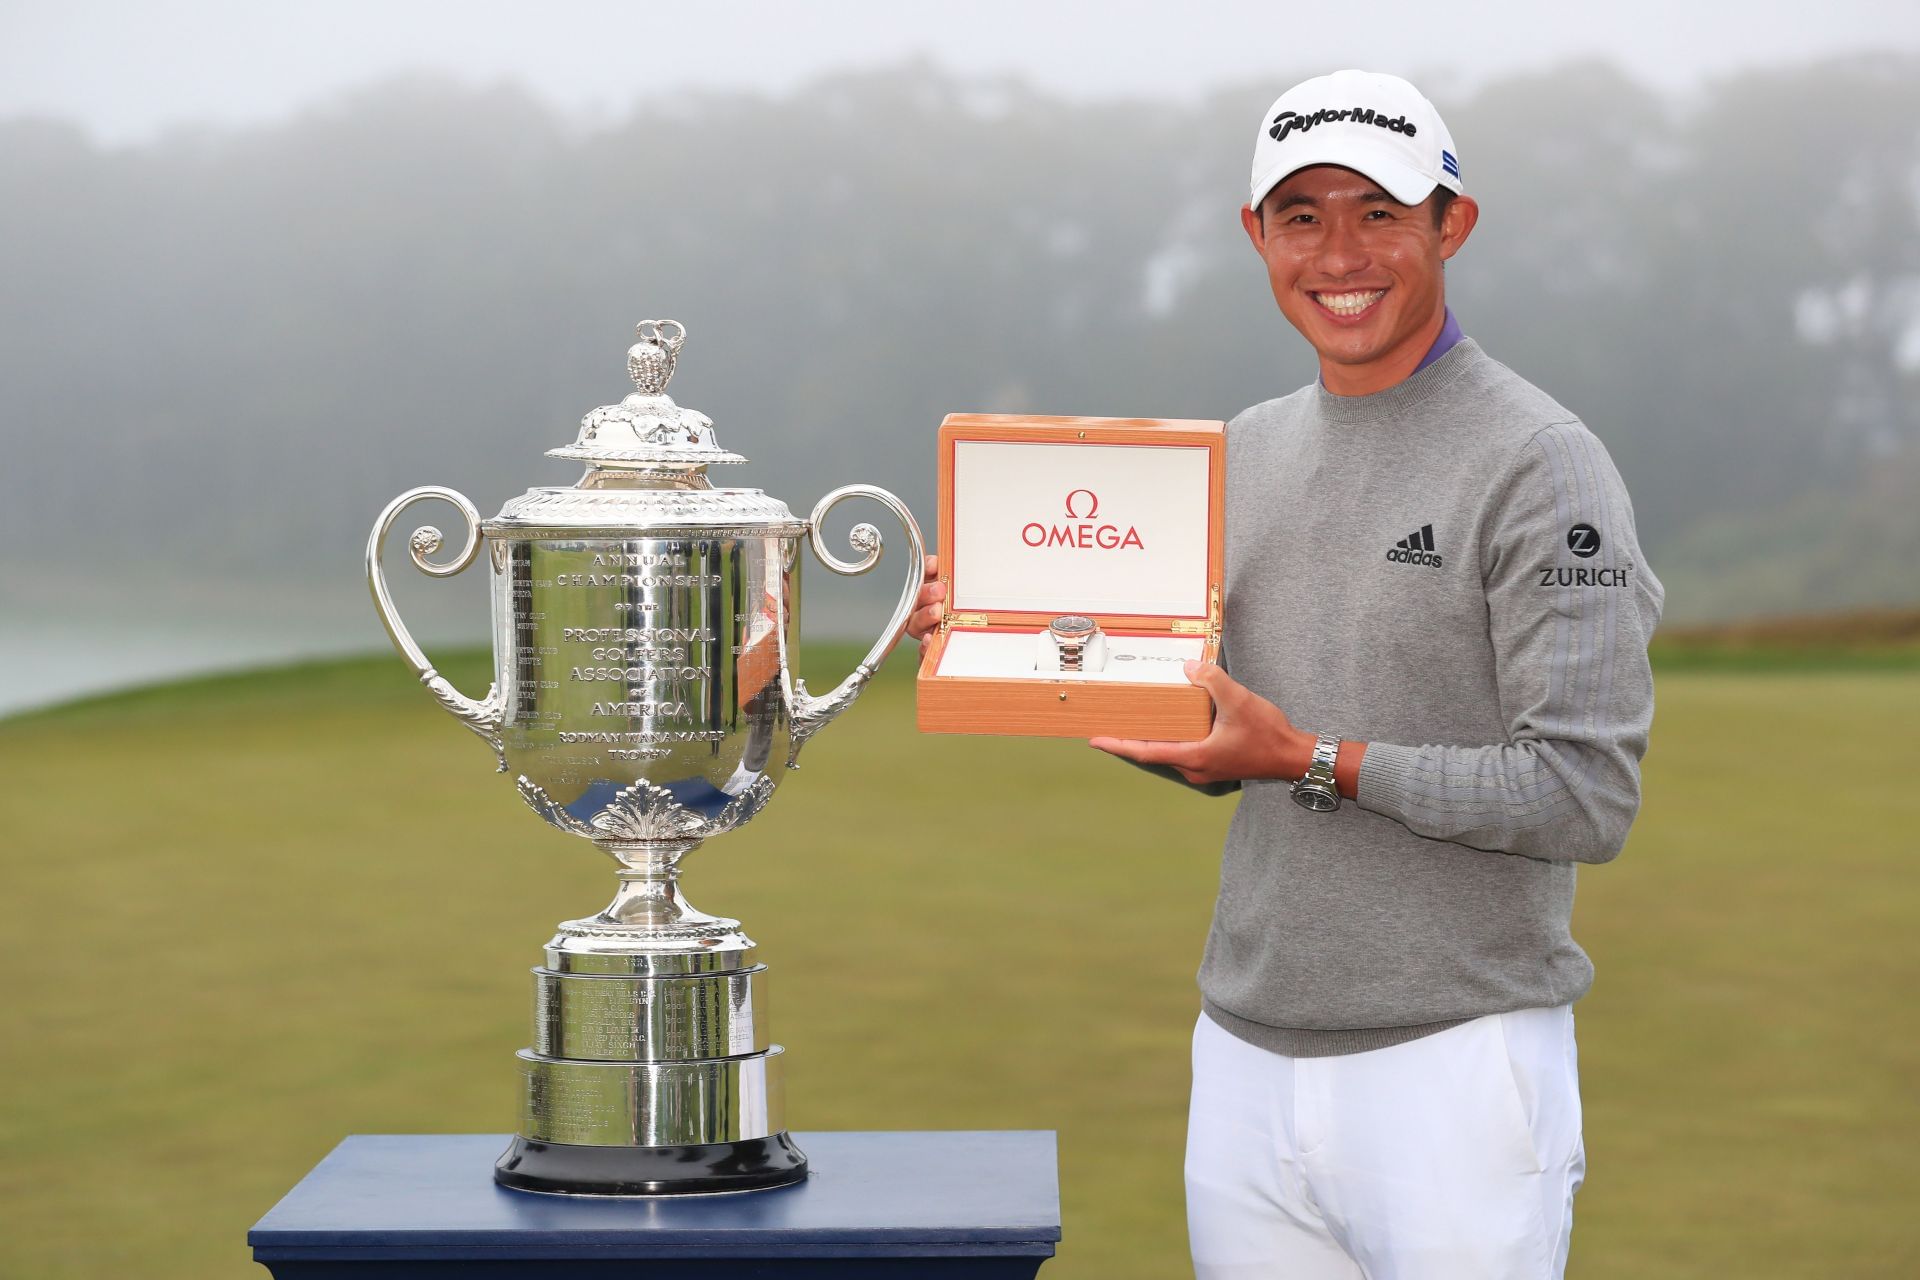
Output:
[{"xmin": 366, "ymin": 319, "xmax": 922, "ymax": 1194}]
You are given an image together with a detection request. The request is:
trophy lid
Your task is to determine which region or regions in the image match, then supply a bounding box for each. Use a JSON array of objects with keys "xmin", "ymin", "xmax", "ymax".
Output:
[
  {"xmin": 547, "ymin": 320, "xmax": 747, "ymax": 468},
  {"xmin": 488, "ymin": 319, "xmax": 806, "ymax": 534}
]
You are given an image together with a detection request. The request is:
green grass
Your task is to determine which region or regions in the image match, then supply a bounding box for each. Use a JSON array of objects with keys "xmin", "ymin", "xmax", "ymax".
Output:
[
  {"xmin": 2, "ymin": 651, "xmax": 1916, "ymax": 1278},
  {"xmin": 1648, "ymin": 643, "xmax": 1920, "ymax": 672},
  {"xmin": 1649, "ymin": 606, "xmax": 1920, "ymax": 671}
]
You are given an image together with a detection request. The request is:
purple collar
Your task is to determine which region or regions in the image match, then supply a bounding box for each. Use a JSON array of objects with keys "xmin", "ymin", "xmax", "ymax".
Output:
[
  {"xmin": 1411, "ymin": 306, "xmax": 1464, "ymax": 375},
  {"xmin": 1316, "ymin": 306, "xmax": 1464, "ymax": 387}
]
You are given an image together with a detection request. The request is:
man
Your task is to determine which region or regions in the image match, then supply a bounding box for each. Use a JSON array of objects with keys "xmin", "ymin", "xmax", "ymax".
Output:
[{"xmin": 908, "ymin": 69, "xmax": 1663, "ymax": 1278}]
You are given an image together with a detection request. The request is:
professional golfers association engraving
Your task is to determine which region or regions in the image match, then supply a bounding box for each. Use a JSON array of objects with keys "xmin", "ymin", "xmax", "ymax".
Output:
[{"xmin": 367, "ymin": 319, "xmax": 923, "ymax": 1194}]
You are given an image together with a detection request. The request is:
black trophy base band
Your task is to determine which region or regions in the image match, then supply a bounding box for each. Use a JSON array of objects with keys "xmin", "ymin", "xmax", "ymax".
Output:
[{"xmin": 494, "ymin": 1132, "xmax": 809, "ymax": 1196}]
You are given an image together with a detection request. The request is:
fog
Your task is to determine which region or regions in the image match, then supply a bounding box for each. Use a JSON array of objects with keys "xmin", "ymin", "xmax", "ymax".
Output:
[
  {"xmin": 3, "ymin": 34, "xmax": 1918, "ymax": 712},
  {"xmin": 9, "ymin": 0, "xmax": 1920, "ymax": 143}
]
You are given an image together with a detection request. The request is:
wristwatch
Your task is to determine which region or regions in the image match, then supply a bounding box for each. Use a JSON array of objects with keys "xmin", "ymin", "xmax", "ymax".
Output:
[
  {"xmin": 1290, "ymin": 734, "xmax": 1342, "ymax": 812},
  {"xmin": 1048, "ymin": 615, "xmax": 1100, "ymax": 672}
]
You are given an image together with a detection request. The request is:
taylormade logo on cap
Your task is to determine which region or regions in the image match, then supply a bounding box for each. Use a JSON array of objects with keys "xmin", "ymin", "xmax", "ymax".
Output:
[
  {"xmin": 1269, "ymin": 106, "xmax": 1418, "ymax": 143},
  {"xmin": 1249, "ymin": 70, "xmax": 1462, "ymax": 211}
]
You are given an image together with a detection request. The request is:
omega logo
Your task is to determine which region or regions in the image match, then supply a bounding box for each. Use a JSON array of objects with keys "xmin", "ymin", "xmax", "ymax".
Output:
[{"xmin": 1022, "ymin": 489, "xmax": 1145, "ymax": 551}]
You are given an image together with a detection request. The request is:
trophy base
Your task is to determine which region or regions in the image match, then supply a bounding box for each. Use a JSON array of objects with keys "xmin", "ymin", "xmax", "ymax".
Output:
[{"xmin": 493, "ymin": 1132, "xmax": 809, "ymax": 1196}]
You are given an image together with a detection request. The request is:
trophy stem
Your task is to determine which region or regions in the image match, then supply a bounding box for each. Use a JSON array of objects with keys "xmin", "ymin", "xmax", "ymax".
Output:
[{"xmin": 574, "ymin": 840, "xmax": 740, "ymax": 939}]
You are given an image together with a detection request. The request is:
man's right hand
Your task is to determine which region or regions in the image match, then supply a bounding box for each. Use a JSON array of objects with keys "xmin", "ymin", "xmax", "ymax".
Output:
[{"xmin": 906, "ymin": 555, "xmax": 945, "ymax": 641}]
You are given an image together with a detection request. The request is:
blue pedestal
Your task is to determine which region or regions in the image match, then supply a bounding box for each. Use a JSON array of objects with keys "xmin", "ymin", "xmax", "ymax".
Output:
[{"xmin": 250, "ymin": 1132, "xmax": 1060, "ymax": 1278}]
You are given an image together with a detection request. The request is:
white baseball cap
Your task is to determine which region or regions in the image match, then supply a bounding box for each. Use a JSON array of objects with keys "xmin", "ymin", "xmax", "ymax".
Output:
[{"xmin": 1248, "ymin": 70, "xmax": 1461, "ymax": 212}]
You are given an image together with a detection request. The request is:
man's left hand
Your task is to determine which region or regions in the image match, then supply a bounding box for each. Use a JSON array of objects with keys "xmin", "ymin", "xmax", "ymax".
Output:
[{"xmin": 1090, "ymin": 661, "xmax": 1314, "ymax": 786}]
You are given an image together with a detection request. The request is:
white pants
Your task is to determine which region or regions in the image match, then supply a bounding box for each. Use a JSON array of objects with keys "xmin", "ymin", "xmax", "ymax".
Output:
[{"xmin": 1186, "ymin": 1007, "xmax": 1584, "ymax": 1279}]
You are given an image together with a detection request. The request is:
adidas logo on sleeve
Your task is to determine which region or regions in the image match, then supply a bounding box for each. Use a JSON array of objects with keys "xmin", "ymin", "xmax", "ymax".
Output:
[{"xmin": 1385, "ymin": 524, "xmax": 1443, "ymax": 568}]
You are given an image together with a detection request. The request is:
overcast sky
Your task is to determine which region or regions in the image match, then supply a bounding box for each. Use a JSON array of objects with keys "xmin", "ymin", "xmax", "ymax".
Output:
[{"xmin": 6, "ymin": 0, "xmax": 1920, "ymax": 145}]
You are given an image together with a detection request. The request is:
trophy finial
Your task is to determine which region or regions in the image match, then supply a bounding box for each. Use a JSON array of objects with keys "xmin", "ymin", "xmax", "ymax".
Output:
[
  {"xmin": 549, "ymin": 318, "xmax": 744, "ymax": 468},
  {"xmin": 627, "ymin": 319, "xmax": 686, "ymax": 394}
]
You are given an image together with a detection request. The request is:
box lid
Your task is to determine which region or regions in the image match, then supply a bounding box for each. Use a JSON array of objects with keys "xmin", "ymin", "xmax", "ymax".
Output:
[{"xmin": 938, "ymin": 414, "xmax": 1224, "ymax": 629}]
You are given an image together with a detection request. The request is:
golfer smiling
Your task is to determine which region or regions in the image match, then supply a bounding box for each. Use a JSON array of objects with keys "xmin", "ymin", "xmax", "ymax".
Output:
[{"xmin": 912, "ymin": 68, "xmax": 1664, "ymax": 1278}]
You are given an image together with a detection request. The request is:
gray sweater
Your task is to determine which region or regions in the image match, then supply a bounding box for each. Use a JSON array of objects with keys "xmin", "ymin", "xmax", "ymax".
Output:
[{"xmin": 1199, "ymin": 339, "xmax": 1664, "ymax": 1056}]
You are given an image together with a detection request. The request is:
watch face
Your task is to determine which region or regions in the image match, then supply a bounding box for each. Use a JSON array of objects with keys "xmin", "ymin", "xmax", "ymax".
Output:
[
  {"xmin": 1291, "ymin": 784, "xmax": 1339, "ymax": 813},
  {"xmin": 1051, "ymin": 614, "xmax": 1097, "ymax": 641}
]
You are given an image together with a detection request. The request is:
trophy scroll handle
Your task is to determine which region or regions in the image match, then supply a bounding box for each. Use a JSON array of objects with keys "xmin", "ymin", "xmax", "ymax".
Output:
[
  {"xmin": 783, "ymin": 484, "xmax": 925, "ymax": 767},
  {"xmin": 366, "ymin": 485, "xmax": 508, "ymax": 769}
]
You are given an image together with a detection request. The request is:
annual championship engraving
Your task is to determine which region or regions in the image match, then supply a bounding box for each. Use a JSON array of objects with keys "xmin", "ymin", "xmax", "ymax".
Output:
[{"xmin": 367, "ymin": 319, "xmax": 923, "ymax": 1195}]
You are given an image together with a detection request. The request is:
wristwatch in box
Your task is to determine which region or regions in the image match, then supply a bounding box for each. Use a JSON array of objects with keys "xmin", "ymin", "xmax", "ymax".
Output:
[{"xmin": 1048, "ymin": 615, "xmax": 1100, "ymax": 671}]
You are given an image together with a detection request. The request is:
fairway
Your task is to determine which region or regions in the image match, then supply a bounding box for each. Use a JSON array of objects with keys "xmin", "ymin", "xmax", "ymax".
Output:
[{"xmin": 2, "ymin": 652, "xmax": 1916, "ymax": 1278}]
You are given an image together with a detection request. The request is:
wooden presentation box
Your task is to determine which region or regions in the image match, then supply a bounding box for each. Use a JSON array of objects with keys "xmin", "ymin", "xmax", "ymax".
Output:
[{"xmin": 916, "ymin": 413, "xmax": 1225, "ymax": 741}]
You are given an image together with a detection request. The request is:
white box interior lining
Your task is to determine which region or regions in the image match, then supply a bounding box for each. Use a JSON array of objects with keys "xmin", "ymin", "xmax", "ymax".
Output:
[
  {"xmin": 933, "ymin": 630, "xmax": 1207, "ymax": 683},
  {"xmin": 950, "ymin": 440, "xmax": 1212, "ymax": 618}
]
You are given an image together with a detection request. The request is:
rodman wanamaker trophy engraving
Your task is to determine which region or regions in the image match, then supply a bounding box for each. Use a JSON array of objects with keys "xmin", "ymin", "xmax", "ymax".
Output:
[{"xmin": 366, "ymin": 319, "xmax": 922, "ymax": 1195}]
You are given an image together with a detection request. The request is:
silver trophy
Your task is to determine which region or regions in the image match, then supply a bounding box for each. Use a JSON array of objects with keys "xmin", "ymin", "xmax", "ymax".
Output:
[{"xmin": 367, "ymin": 319, "xmax": 922, "ymax": 1194}]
